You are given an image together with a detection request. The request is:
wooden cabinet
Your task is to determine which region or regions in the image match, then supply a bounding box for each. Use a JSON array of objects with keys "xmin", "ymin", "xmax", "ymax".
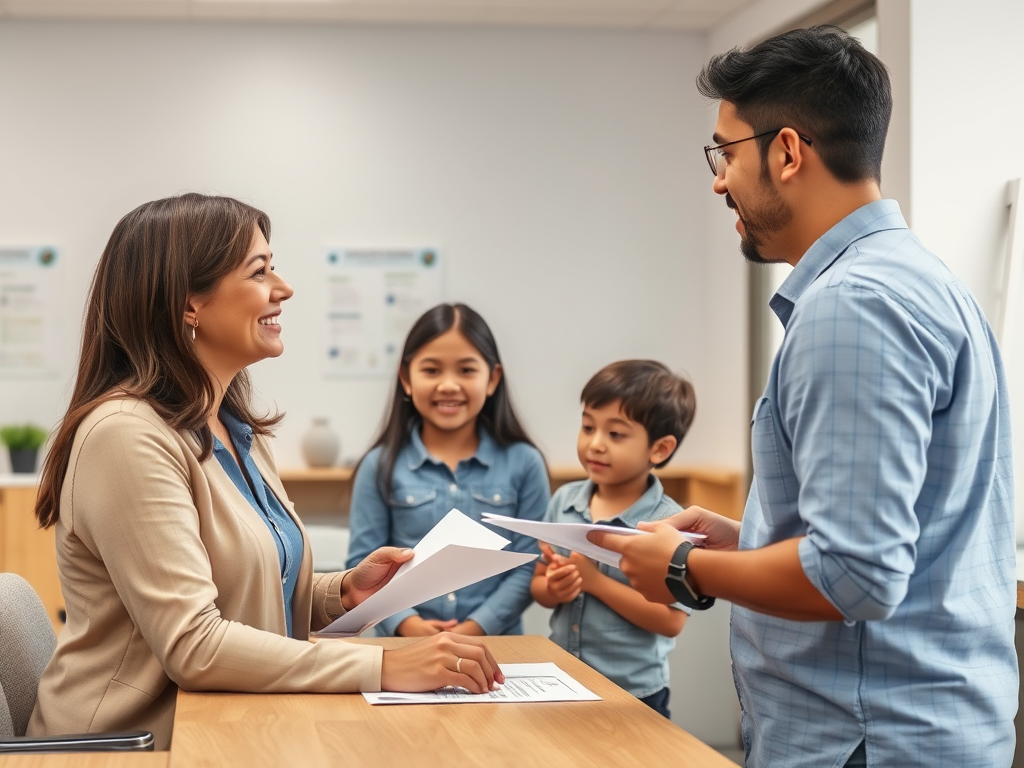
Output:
[{"xmin": 0, "ymin": 482, "xmax": 65, "ymax": 630}]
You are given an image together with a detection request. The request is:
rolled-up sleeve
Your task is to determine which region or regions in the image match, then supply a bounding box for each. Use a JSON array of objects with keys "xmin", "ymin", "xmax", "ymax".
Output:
[{"xmin": 783, "ymin": 284, "xmax": 951, "ymax": 621}]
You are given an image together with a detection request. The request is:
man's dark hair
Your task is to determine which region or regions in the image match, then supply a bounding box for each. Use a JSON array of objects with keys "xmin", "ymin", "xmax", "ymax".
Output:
[
  {"xmin": 581, "ymin": 360, "xmax": 696, "ymax": 469},
  {"xmin": 697, "ymin": 25, "xmax": 892, "ymax": 183}
]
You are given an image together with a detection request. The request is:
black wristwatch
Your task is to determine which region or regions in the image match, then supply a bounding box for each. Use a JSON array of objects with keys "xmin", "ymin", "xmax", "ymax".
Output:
[{"xmin": 665, "ymin": 541, "xmax": 716, "ymax": 610}]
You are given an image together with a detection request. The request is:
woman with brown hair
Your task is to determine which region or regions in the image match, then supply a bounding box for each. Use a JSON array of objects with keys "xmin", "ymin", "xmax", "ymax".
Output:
[{"xmin": 27, "ymin": 193, "xmax": 500, "ymax": 749}]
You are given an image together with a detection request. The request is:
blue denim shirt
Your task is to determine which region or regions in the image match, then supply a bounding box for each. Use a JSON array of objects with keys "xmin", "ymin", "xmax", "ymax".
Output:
[
  {"xmin": 346, "ymin": 425, "xmax": 550, "ymax": 636},
  {"xmin": 546, "ymin": 477, "xmax": 687, "ymax": 698},
  {"xmin": 735, "ymin": 200, "xmax": 1017, "ymax": 768},
  {"xmin": 211, "ymin": 408, "xmax": 305, "ymax": 638}
]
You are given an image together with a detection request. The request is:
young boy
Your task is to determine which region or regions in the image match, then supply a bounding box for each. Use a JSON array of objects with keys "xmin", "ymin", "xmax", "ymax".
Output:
[{"xmin": 530, "ymin": 359, "xmax": 696, "ymax": 718}]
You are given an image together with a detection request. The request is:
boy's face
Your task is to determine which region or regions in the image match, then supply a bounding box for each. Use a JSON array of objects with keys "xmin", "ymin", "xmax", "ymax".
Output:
[{"xmin": 577, "ymin": 400, "xmax": 671, "ymax": 488}]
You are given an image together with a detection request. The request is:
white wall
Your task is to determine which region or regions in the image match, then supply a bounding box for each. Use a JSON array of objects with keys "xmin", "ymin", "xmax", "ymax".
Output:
[
  {"xmin": 0, "ymin": 19, "xmax": 749, "ymax": 475},
  {"xmin": 877, "ymin": 0, "xmax": 1024, "ymax": 538}
]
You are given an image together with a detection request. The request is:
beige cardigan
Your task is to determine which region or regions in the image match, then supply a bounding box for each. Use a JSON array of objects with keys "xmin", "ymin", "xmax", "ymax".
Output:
[{"xmin": 28, "ymin": 399, "xmax": 382, "ymax": 749}]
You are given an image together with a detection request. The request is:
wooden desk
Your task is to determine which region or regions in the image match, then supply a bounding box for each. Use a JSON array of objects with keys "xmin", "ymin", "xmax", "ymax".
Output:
[
  {"xmin": 0, "ymin": 754, "xmax": 167, "ymax": 767},
  {"xmin": 169, "ymin": 636, "xmax": 738, "ymax": 767}
]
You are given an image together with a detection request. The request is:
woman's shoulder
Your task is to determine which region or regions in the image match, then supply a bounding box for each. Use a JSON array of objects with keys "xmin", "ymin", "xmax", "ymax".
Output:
[
  {"xmin": 79, "ymin": 397, "xmax": 178, "ymax": 441},
  {"xmin": 71, "ymin": 397, "xmax": 193, "ymax": 471}
]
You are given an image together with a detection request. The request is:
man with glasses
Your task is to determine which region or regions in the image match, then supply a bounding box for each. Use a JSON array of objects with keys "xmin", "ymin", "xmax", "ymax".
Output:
[{"xmin": 592, "ymin": 25, "xmax": 1017, "ymax": 768}]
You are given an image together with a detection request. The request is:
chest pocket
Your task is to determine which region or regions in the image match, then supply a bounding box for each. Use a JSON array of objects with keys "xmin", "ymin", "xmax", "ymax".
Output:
[
  {"xmin": 469, "ymin": 487, "xmax": 518, "ymax": 521},
  {"xmin": 749, "ymin": 397, "xmax": 800, "ymax": 530},
  {"xmin": 389, "ymin": 487, "xmax": 439, "ymax": 541}
]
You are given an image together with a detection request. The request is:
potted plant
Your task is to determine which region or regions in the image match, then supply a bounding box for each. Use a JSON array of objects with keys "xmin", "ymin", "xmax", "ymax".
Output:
[{"xmin": 0, "ymin": 423, "xmax": 49, "ymax": 474}]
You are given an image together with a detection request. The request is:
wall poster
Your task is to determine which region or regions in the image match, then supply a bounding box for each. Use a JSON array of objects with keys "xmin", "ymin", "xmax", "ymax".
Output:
[
  {"xmin": 322, "ymin": 247, "xmax": 442, "ymax": 378},
  {"xmin": 0, "ymin": 246, "xmax": 62, "ymax": 378}
]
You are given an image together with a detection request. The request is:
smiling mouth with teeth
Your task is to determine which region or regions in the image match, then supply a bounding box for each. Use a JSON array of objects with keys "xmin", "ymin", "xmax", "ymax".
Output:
[{"xmin": 258, "ymin": 316, "xmax": 279, "ymax": 326}]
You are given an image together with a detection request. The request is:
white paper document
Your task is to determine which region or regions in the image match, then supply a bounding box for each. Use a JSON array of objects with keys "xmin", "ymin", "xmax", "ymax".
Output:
[
  {"xmin": 363, "ymin": 663, "xmax": 601, "ymax": 705},
  {"xmin": 315, "ymin": 509, "xmax": 536, "ymax": 637},
  {"xmin": 480, "ymin": 513, "xmax": 705, "ymax": 569}
]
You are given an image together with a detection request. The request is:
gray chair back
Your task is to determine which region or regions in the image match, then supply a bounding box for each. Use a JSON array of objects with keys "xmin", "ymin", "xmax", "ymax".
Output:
[{"xmin": 0, "ymin": 574, "xmax": 58, "ymax": 738}]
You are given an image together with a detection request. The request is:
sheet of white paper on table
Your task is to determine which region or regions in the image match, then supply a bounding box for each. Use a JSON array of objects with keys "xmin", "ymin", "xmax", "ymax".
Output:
[
  {"xmin": 480, "ymin": 513, "xmax": 706, "ymax": 568},
  {"xmin": 315, "ymin": 509, "xmax": 536, "ymax": 638},
  {"xmin": 363, "ymin": 663, "xmax": 601, "ymax": 704}
]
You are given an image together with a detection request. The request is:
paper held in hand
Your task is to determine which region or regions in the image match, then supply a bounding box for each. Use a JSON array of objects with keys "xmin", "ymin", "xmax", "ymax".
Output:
[
  {"xmin": 314, "ymin": 509, "xmax": 537, "ymax": 638},
  {"xmin": 480, "ymin": 513, "xmax": 706, "ymax": 569}
]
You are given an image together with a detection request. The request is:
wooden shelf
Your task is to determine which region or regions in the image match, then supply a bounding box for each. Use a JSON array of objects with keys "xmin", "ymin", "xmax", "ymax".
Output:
[{"xmin": 279, "ymin": 463, "xmax": 747, "ymax": 522}]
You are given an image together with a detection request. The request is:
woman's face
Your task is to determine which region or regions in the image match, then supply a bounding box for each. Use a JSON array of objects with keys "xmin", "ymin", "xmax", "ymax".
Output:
[{"xmin": 189, "ymin": 224, "xmax": 294, "ymax": 384}]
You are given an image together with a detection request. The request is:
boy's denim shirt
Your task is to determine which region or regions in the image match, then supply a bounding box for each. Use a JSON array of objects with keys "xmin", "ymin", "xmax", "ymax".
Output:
[
  {"xmin": 346, "ymin": 425, "xmax": 550, "ymax": 636},
  {"xmin": 546, "ymin": 476, "xmax": 688, "ymax": 698}
]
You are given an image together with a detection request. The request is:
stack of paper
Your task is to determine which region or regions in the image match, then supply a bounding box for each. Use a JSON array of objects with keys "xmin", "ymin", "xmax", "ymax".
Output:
[
  {"xmin": 480, "ymin": 514, "xmax": 705, "ymax": 568},
  {"xmin": 315, "ymin": 509, "xmax": 537, "ymax": 637}
]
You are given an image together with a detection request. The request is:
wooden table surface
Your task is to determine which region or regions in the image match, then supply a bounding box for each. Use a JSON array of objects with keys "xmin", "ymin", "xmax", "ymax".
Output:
[
  {"xmin": 0, "ymin": 754, "xmax": 167, "ymax": 767},
  {"xmin": 169, "ymin": 635, "xmax": 739, "ymax": 768}
]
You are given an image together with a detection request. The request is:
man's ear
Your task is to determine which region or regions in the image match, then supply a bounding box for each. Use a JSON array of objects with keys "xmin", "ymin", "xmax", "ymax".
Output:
[
  {"xmin": 777, "ymin": 127, "xmax": 806, "ymax": 183},
  {"xmin": 487, "ymin": 363, "xmax": 503, "ymax": 397},
  {"xmin": 649, "ymin": 435, "xmax": 678, "ymax": 466}
]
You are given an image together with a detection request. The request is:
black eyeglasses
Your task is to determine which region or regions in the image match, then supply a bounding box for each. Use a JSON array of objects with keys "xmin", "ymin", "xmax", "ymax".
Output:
[{"xmin": 703, "ymin": 129, "xmax": 813, "ymax": 177}]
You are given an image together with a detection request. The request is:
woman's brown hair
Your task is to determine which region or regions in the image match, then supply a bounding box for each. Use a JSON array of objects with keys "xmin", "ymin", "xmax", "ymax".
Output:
[{"xmin": 36, "ymin": 193, "xmax": 283, "ymax": 528}]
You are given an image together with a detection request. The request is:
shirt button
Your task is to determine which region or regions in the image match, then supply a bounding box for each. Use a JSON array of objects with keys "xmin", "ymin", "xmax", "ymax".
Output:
[
  {"xmin": 406, "ymin": 495, "xmax": 414, "ymax": 504},
  {"xmin": 572, "ymin": 624, "xmax": 580, "ymax": 633},
  {"xmin": 447, "ymin": 593, "xmax": 456, "ymax": 602},
  {"xmin": 450, "ymin": 484, "xmax": 458, "ymax": 492},
  {"xmin": 493, "ymin": 494, "xmax": 501, "ymax": 502}
]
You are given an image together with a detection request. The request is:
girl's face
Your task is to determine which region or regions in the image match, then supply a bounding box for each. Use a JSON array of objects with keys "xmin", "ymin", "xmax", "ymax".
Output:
[{"xmin": 400, "ymin": 328, "xmax": 501, "ymax": 439}]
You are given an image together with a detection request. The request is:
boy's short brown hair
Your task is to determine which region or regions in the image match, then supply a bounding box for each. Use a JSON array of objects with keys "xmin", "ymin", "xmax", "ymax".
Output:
[{"xmin": 581, "ymin": 360, "xmax": 696, "ymax": 469}]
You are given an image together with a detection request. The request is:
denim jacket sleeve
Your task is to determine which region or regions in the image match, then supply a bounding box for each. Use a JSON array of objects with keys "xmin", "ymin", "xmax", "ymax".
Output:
[{"xmin": 467, "ymin": 445, "xmax": 550, "ymax": 635}]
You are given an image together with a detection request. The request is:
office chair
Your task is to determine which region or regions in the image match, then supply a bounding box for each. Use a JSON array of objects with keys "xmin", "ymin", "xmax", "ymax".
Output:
[{"xmin": 0, "ymin": 572, "xmax": 153, "ymax": 753}]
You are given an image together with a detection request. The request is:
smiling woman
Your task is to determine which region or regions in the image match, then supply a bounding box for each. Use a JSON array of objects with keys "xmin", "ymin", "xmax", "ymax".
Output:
[{"xmin": 26, "ymin": 193, "xmax": 502, "ymax": 749}]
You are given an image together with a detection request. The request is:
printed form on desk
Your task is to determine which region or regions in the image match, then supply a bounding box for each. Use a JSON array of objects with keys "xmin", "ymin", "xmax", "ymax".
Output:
[{"xmin": 363, "ymin": 663, "xmax": 601, "ymax": 705}]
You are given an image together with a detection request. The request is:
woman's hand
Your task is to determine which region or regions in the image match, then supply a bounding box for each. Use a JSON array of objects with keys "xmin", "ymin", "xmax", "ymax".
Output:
[
  {"xmin": 396, "ymin": 615, "xmax": 458, "ymax": 636},
  {"xmin": 380, "ymin": 633, "xmax": 504, "ymax": 694},
  {"xmin": 341, "ymin": 546, "xmax": 413, "ymax": 611}
]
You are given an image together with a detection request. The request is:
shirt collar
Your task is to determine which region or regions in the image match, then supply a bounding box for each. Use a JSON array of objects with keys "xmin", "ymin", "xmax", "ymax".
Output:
[
  {"xmin": 213, "ymin": 405, "xmax": 254, "ymax": 459},
  {"xmin": 406, "ymin": 422, "xmax": 496, "ymax": 470},
  {"xmin": 563, "ymin": 475, "xmax": 666, "ymax": 526},
  {"xmin": 770, "ymin": 199, "xmax": 908, "ymax": 328}
]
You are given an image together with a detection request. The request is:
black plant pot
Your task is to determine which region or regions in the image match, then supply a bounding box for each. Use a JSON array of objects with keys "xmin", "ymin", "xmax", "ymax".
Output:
[{"xmin": 9, "ymin": 448, "xmax": 38, "ymax": 474}]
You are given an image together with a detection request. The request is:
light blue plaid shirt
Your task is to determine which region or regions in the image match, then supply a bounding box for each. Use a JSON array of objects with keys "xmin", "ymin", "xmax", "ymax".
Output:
[{"xmin": 733, "ymin": 200, "xmax": 1017, "ymax": 768}]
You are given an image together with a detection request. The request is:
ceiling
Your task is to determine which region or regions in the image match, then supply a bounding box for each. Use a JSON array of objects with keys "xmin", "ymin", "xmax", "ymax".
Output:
[{"xmin": 0, "ymin": 0, "xmax": 757, "ymax": 31}]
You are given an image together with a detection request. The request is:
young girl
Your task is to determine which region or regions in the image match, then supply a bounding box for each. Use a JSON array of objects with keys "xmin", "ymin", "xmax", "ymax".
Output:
[{"xmin": 346, "ymin": 303, "xmax": 550, "ymax": 637}]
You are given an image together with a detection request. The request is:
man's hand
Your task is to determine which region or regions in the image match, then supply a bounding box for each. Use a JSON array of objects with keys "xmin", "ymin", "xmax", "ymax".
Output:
[
  {"xmin": 637, "ymin": 505, "xmax": 741, "ymax": 551},
  {"xmin": 341, "ymin": 546, "xmax": 414, "ymax": 611},
  {"xmin": 588, "ymin": 522, "xmax": 686, "ymax": 604}
]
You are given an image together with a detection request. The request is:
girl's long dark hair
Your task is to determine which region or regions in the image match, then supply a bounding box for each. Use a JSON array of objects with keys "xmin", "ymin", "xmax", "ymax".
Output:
[
  {"xmin": 36, "ymin": 193, "xmax": 283, "ymax": 528},
  {"xmin": 365, "ymin": 303, "xmax": 537, "ymax": 498}
]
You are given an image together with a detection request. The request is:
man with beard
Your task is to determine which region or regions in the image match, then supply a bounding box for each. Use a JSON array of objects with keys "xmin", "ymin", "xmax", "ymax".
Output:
[{"xmin": 590, "ymin": 25, "xmax": 1017, "ymax": 768}]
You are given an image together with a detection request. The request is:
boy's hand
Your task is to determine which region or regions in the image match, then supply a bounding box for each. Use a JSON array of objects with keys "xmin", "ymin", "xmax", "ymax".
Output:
[
  {"xmin": 544, "ymin": 556, "xmax": 582, "ymax": 603},
  {"xmin": 568, "ymin": 551, "xmax": 601, "ymax": 592}
]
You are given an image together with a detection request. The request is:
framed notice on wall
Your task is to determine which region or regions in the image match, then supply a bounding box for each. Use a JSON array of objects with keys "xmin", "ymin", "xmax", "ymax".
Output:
[
  {"xmin": 0, "ymin": 245, "xmax": 63, "ymax": 378},
  {"xmin": 322, "ymin": 247, "xmax": 442, "ymax": 378}
]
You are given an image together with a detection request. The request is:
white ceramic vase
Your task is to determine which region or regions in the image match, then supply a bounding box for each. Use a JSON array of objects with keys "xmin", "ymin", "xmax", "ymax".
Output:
[{"xmin": 301, "ymin": 417, "xmax": 340, "ymax": 468}]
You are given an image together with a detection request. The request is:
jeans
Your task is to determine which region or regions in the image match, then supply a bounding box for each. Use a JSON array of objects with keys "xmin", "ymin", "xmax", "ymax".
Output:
[{"xmin": 639, "ymin": 687, "xmax": 670, "ymax": 719}]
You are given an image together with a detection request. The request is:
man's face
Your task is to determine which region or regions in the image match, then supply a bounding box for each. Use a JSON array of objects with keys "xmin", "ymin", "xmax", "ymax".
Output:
[{"xmin": 711, "ymin": 102, "xmax": 792, "ymax": 264}]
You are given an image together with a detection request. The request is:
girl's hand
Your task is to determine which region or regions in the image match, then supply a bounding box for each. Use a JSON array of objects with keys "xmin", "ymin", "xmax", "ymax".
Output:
[
  {"xmin": 341, "ymin": 547, "xmax": 414, "ymax": 611},
  {"xmin": 545, "ymin": 561, "xmax": 582, "ymax": 603},
  {"xmin": 450, "ymin": 620, "xmax": 485, "ymax": 636},
  {"xmin": 397, "ymin": 615, "xmax": 458, "ymax": 636},
  {"xmin": 381, "ymin": 633, "xmax": 504, "ymax": 694}
]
